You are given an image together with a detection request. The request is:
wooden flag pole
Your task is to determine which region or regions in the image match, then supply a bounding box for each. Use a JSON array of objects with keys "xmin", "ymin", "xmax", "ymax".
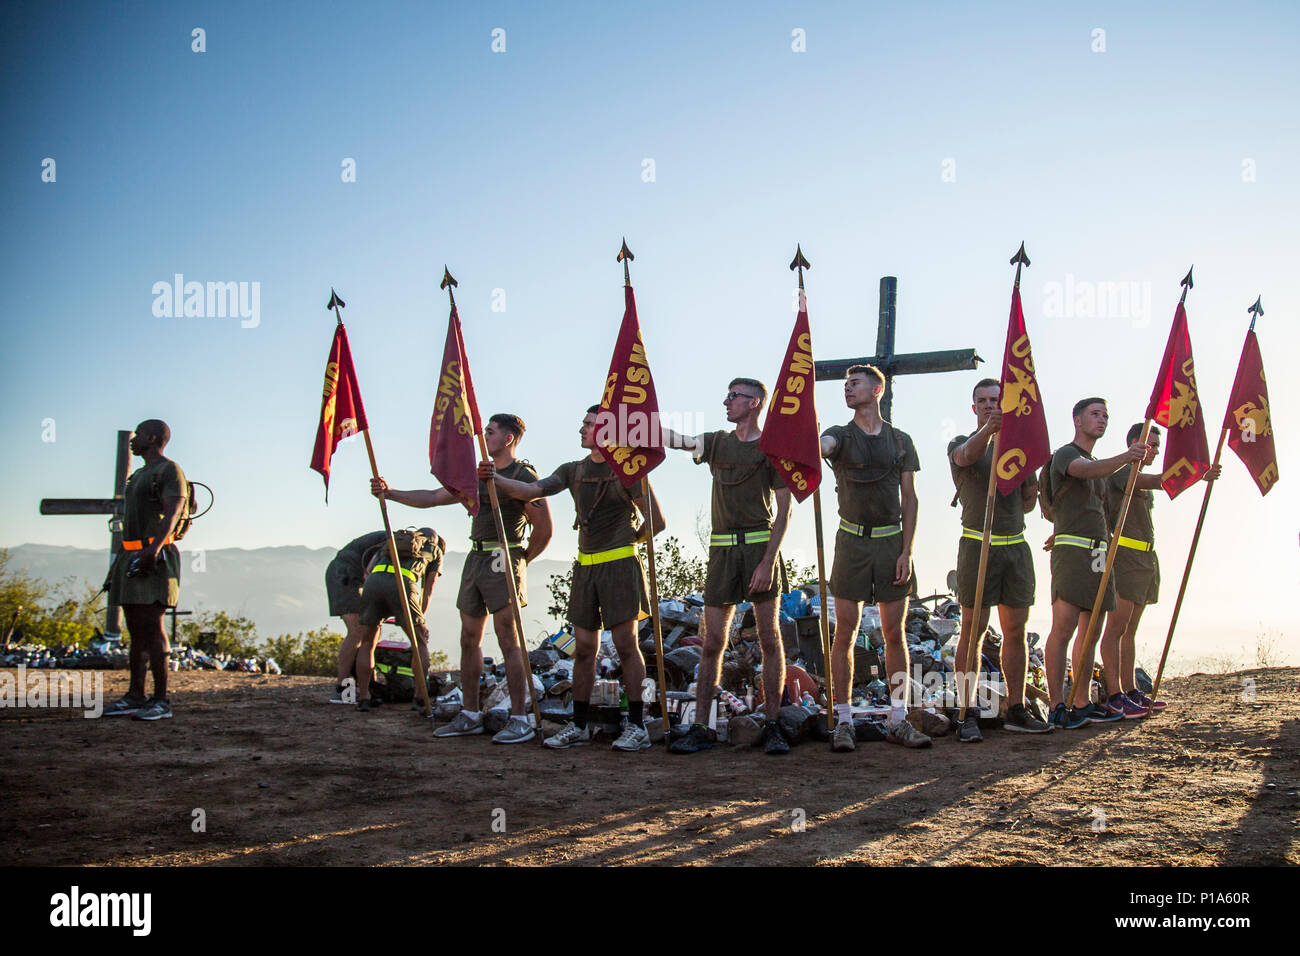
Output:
[
  {"xmin": 330, "ymin": 292, "xmax": 432, "ymax": 715},
  {"xmin": 1072, "ymin": 418, "xmax": 1151, "ymax": 706},
  {"xmin": 790, "ymin": 247, "xmax": 835, "ymax": 732},
  {"xmin": 1151, "ymin": 295, "xmax": 1259, "ymax": 700},
  {"xmin": 957, "ymin": 244, "xmax": 1030, "ymax": 723},
  {"xmin": 616, "ymin": 241, "xmax": 671, "ymax": 742},
  {"xmin": 957, "ymin": 432, "xmax": 1000, "ymax": 723},
  {"xmin": 812, "ymin": 487, "xmax": 835, "ymax": 732},
  {"xmin": 1151, "ymin": 425, "xmax": 1227, "ymax": 702},
  {"xmin": 441, "ymin": 268, "xmax": 545, "ymax": 732},
  {"xmin": 639, "ymin": 478, "xmax": 671, "ymax": 739}
]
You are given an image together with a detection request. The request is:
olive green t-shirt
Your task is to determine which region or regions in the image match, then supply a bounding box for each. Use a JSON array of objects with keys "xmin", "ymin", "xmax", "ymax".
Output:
[
  {"xmin": 1106, "ymin": 465, "xmax": 1156, "ymax": 546},
  {"xmin": 1048, "ymin": 443, "xmax": 1108, "ymax": 539},
  {"xmin": 695, "ymin": 430, "xmax": 782, "ymax": 532},
  {"xmin": 948, "ymin": 434, "xmax": 1030, "ymax": 535},
  {"xmin": 822, "ymin": 420, "xmax": 920, "ymax": 527},
  {"xmin": 543, "ymin": 457, "xmax": 640, "ymax": 553},
  {"xmin": 470, "ymin": 460, "xmax": 538, "ymax": 543},
  {"xmin": 338, "ymin": 530, "xmax": 390, "ymax": 575},
  {"xmin": 122, "ymin": 457, "xmax": 188, "ymax": 543}
]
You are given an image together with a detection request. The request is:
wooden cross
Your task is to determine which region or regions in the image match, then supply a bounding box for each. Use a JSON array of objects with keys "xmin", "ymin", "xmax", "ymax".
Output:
[
  {"xmin": 815, "ymin": 277, "xmax": 983, "ymax": 420},
  {"xmin": 39, "ymin": 429, "xmax": 132, "ymax": 639}
]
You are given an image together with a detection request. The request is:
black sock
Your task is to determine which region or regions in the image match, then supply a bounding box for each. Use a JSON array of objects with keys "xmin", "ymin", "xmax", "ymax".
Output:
[
  {"xmin": 573, "ymin": 700, "xmax": 589, "ymax": 729},
  {"xmin": 628, "ymin": 700, "xmax": 644, "ymax": 727}
]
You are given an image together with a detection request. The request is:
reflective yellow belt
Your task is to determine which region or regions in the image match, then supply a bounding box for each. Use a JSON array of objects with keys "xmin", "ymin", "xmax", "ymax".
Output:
[
  {"xmin": 961, "ymin": 527, "xmax": 1026, "ymax": 546},
  {"xmin": 1117, "ymin": 535, "xmax": 1152, "ymax": 552},
  {"xmin": 839, "ymin": 519, "xmax": 902, "ymax": 539},
  {"xmin": 1055, "ymin": 534, "xmax": 1106, "ymax": 551},
  {"xmin": 373, "ymin": 564, "xmax": 417, "ymax": 581},
  {"xmin": 710, "ymin": 529, "xmax": 772, "ymax": 547},
  {"xmin": 577, "ymin": 545, "xmax": 636, "ymax": 566},
  {"xmin": 122, "ymin": 534, "xmax": 173, "ymax": 551},
  {"xmin": 471, "ymin": 539, "xmax": 523, "ymax": 552}
]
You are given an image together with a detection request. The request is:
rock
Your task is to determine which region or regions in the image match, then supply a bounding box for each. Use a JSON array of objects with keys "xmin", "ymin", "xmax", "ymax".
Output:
[
  {"xmin": 483, "ymin": 705, "xmax": 510, "ymax": 735},
  {"xmin": 727, "ymin": 714, "xmax": 764, "ymax": 748},
  {"xmin": 644, "ymin": 717, "xmax": 666, "ymax": 743},
  {"xmin": 529, "ymin": 646, "xmax": 560, "ymax": 670},
  {"xmin": 663, "ymin": 645, "xmax": 703, "ymax": 686},
  {"xmin": 777, "ymin": 704, "xmax": 814, "ymax": 744},
  {"xmin": 855, "ymin": 719, "xmax": 888, "ymax": 742}
]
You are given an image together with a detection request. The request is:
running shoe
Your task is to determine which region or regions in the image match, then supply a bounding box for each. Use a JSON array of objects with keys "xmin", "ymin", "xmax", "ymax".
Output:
[
  {"xmin": 958, "ymin": 712, "xmax": 984, "ymax": 743},
  {"xmin": 329, "ymin": 684, "xmax": 354, "ymax": 705},
  {"xmin": 760, "ymin": 721, "xmax": 790, "ymax": 755},
  {"xmin": 1105, "ymin": 693, "xmax": 1148, "ymax": 719},
  {"xmin": 1049, "ymin": 703, "xmax": 1068, "ymax": 730},
  {"xmin": 1081, "ymin": 701, "xmax": 1122, "ymax": 724},
  {"xmin": 434, "ymin": 710, "xmax": 485, "ymax": 737},
  {"xmin": 104, "ymin": 694, "xmax": 148, "ymax": 717},
  {"xmin": 611, "ymin": 722, "xmax": 652, "ymax": 752},
  {"xmin": 668, "ymin": 723, "xmax": 716, "ymax": 754},
  {"xmin": 132, "ymin": 699, "xmax": 172, "ymax": 721},
  {"xmin": 492, "ymin": 716, "xmax": 536, "ymax": 745},
  {"xmin": 544, "ymin": 721, "xmax": 592, "ymax": 749},
  {"xmin": 831, "ymin": 721, "xmax": 856, "ymax": 753},
  {"xmin": 1064, "ymin": 705, "xmax": 1092, "ymax": 729},
  {"xmin": 1129, "ymin": 690, "xmax": 1166, "ymax": 714},
  {"xmin": 886, "ymin": 718, "xmax": 932, "ymax": 748},
  {"xmin": 1003, "ymin": 702, "xmax": 1053, "ymax": 733}
]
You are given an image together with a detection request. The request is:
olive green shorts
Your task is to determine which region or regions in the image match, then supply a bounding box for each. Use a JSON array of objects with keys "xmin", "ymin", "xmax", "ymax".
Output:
[
  {"xmin": 108, "ymin": 544, "xmax": 180, "ymax": 608},
  {"xmin": 359, "ymin": 570, "xmax": 427, "ymax": 631},
  {"xmin": 567, "ymin": 555, "xmax": 650, "ymax": 632},
  {"xmin": 705, "ymin": 541, "xmax": 788, "ymax": 607},
  {"xmin": 829, "ymin": 529, "xmax": 913, "ymax": 605},
  {"xmin": 955, "ymin": 537, "xmax": 1035, "ymax": 609},
  {"xmin": 1049, "ymin": 540, "xmax": 1115, "ymax": 613},
  {"xmin": 456, "ymin": 548, "xmax": 528, "ymax": 618},
  {"xmin": 1113, "ymin": 547, "xmax": 1159, "ymax": 606},
  {"xmin": 325, "ymin": 556, "xmax": 364, "ymax": 617}
]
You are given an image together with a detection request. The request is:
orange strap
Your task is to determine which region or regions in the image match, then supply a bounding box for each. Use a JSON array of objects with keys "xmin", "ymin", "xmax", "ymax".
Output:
[{"xmin": 122, "ymin": 534, "xmax": 173, "ymax": 551}]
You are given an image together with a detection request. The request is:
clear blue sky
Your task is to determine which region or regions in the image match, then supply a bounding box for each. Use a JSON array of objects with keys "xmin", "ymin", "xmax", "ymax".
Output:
[{"xmin": 2, "ymin": 1, "xmax": 1295, "ymax": 670}]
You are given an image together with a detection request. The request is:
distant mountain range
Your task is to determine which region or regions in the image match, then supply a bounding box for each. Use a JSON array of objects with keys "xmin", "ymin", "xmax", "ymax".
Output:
[{"xmin": 4, "ymin": 544, "xmax": 572, "ymax": 657}]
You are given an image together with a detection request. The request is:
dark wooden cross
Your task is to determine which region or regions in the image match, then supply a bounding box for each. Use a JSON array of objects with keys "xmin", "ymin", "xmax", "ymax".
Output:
[
  {"xmin": 39, "ymin": 429, "xmax": 133, "ymax": 639},
  {"xmin": 815, "ymin": 277, "xmax": 983, "ymax": 420}
]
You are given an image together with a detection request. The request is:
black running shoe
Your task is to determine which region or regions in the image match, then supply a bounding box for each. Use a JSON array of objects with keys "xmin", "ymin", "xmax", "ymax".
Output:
[
  {"xmin": 760, "ymin": 721, "xmax": 790, "ymax": 755},
  {"xmin": 958, "ymin": 712, "xmax": 983, "ymax": 743},
  {"xmin": 1004, "ymin": 702, "xmax": 1053, "ymax": 733},
  {"xmin": 668, "ymin": 722, "xmax": 715, "ymax": 754}
]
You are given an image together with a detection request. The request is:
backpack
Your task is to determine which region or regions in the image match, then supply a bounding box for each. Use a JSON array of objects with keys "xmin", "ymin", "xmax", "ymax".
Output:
[
  {"xmin": 391, "ymin": 527, "xmax": 430, "ymax": 561},
  {"xmin": 1038, "ymin": 460, "xmax": 1059, "ymax": 522},
  {"xmin": 836, "ymin": 421, "xmax": 908, "ymax": 485},
  {"xmin": 148, "ymin": 465, "xmax": 209, "ymax": 542}
]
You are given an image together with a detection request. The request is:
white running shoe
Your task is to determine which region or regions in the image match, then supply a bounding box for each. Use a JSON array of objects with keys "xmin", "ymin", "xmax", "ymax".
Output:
[
  {"xmin": 611, "ymin": 722, "xmax": 652, "ymax": 752},
  {"xmin": 543, "ymin": 721, "xmax": 592, "ymax": 749},
  {"xmin": 492, "ymin": 716, "xmax": 536, "ymax": 745},
  {"xmin": 433, "ymin": 710, "xmax": 485, "ymax": 737}
]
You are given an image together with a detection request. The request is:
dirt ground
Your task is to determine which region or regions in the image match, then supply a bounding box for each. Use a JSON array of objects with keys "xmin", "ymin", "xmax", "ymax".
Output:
[{"xmin": 2, "ymin": 667, "xmax": 1297, "ymax": 866}]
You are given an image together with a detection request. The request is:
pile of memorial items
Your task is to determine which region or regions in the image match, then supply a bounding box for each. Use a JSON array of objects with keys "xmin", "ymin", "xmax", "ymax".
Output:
[{"xmin": 423, "ymin": 580, "xmax": 1071, "ymax": 747}]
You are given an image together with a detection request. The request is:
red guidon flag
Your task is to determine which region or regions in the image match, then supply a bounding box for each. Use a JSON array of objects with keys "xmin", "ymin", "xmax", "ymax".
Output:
[
  {"xmin": 1145, "ymin": 301, "xmax": 1211, "ymax": 498},
  {"xmin": 595, "ymin": 284, "xmax": 665, "ymax": 487},
  {"xmin": 759, "ymin": 293, "xmax": 821, "ymax": 502},
  {"xmin": 428, "ymin": 300, "xmax": 483, "ymax": 514},
  {"xmin": 310, "ymin": 321, "xmax": 370, "ymax": 501},
  {"xmin": 1223, "ymin": 329, "xmax": 1278, "ymax": 496},
  {"xmin": 994, "ymin": 283, "xmax": 1051, "ymax": 496}
]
